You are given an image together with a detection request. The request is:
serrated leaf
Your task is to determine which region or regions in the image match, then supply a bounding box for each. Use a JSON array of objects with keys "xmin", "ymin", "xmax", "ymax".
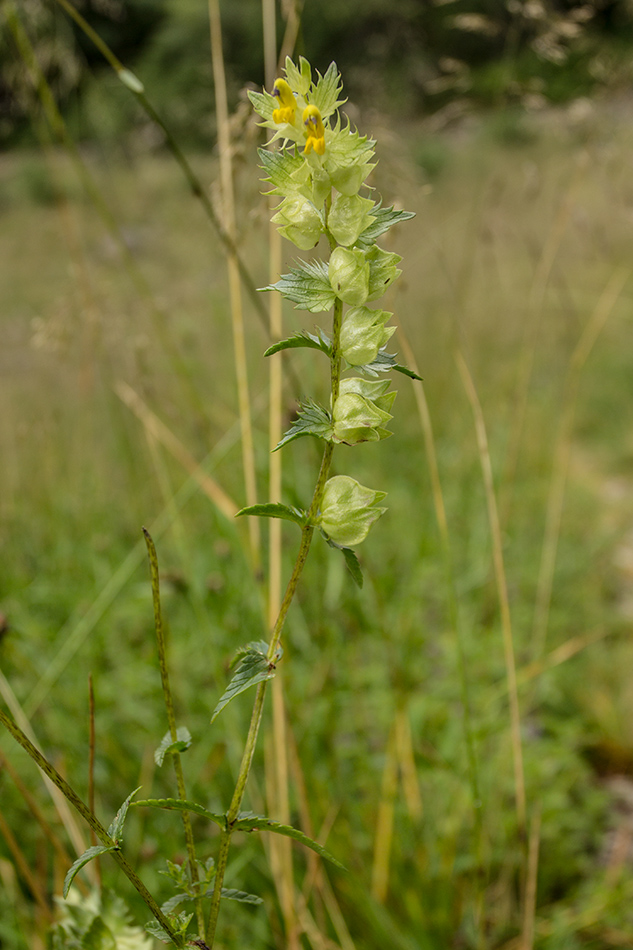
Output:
[
  {"xmin": 310, "ymin": 61, "xmax": 346, "ymax": 118},
  {"xmin": 107, "ymin": 787, "xmax": 142, "ymax": 841},
  {"xmin": 145, "ymin": 920, "xmax": 172, "ymax": 943},
  {"xmin": 211, "ymin": 644, "xmax": 280, "ymax": 723},
  {"xmin": 357, "ymin": 349, "xmax": 423, "ymax": 382},
  {"xmin": 63, "ymin": 845, "xmax": 118, "ymax": 898},
  {"xmin": 133, "ymin": 798, "xmax": 225, "ymax": 829},
  {"xmin": 236, "ymin": 503, "xmax": 306, "ymax": 527},
  {"xmin": 248, "ymin": 88, "xmax": 276, "ymax": 121},
  {"xmin": 284, "ymin": 55, "xmax": 311, "ymax": 97},
  {"xmin": 258, "ymin": 148, "xmax": 304, "ymax": 196},
  {"xmin": 356, "ymin": 205, "xmax": 416, "ymax": 248},
  {"xmin": 262, "ymin": 260, "xmax": 336, "ymax": 312},
  {"xmin": 275, "ymin": 399, "xmax": 332, "ymax": 451},
  {"xmin": 221, "ymin": 888, "xmax": 264, "ymax": 905},
  {"xmin": 232, "ymin": 639, "xmax": 270, "ymax": 664},
  {"xmin": 154, "ymin": 727, "xmax": 192, "ymax": 767},
  {"xmin": 161, "ymin": 892, "xmax": 189, "ymax": 915},
  {"xmin": 232, "ymin": 814, "xmax": 345, "ymax": 869},
  {"xmin": 264, "ymin": 329, "xmax": 331, "ymax": 358}
]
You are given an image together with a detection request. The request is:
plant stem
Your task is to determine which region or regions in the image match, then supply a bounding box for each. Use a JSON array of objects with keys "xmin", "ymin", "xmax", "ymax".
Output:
[
  {"xmin": 143, "ymin": 529, "xmax": 203, "ymax": 934},
  {"xmin": 0, "ymin": 708, "xmax": 183, "ymax": 947},
  {"xmin": 205, "ymin": 293, "xmax": 343, "ymax": 946}
]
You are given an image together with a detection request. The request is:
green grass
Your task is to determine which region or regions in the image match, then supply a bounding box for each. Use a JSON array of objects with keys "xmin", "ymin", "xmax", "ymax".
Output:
[{"xmin": 2, "ymin": 106, "xmax": 633, "ymax": 948}]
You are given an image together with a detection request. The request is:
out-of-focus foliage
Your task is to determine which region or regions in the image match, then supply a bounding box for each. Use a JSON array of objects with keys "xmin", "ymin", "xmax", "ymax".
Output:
[{"xmin": 2, "ymin": 0, "xmax": 633, "ymax": 144}]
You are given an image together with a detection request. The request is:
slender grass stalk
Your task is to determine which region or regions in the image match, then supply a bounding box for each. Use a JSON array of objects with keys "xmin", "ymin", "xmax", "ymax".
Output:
[
  {"xmin": 456, "ymin": 351, "xmax": 526, "ymax": 839},
  {"xmin": 143, "ymin": 529, "xmax": 203, "ymax": 935},
  {"xmin": 531, "ymin": 267, "xmax": 628, "ymax": 662},
  {"xmin": 371, "ymin": 714, "xmax": 399, "ymax": 903},
  {"xmin": 87, "ymin": 674, "xmax": 102, "ymax": 887},
  {"xmin": 521, "ymin": 806, "xmax": 541, "ymax": 950},
  {"xmin": 115, "ymin": 382, "xmax": 239, "ymax": 522},
  {"xmin": 2, "ymin": 1, "xmax": 207, "ymax": 418},
  {"xmin": 0, "ymin": 668, "xmax": 89, "ymax": 871},
  {"xmin": 394, "ymin": 706, "xmax": 423, "ymax": 823},
  {"xmin": 500, "ymin": 160, "xmax": 586, "ymax": 519},
  {"xmin": 208, "ymin": 0, "xmax": 260, "ymax": 566},
  {"xmin": 398, "ymin": 328, "xmax": 485, "ymax": 939},
  {"xmin": 262, "ymin": 1, "xmax": 299, "ymax": 941},
  {"xmin": 48, "ymin": 0, "xmax": 272, "ymax": 334},
  {"xmin": 0, "ymin": 808, "xmax": 52, "ymax": 921},
  {"xmin": 0, "ymin": 708, "xmax": 183, "ymax": 947},
  {"xmin": 2, "ymin": 0, "xmax": 206, "ymax": 418},
  {"xmin": 17, "ymin": 411, "xmax": 249, "ymax": 722},
  {"xmin": 0, "ymin": 749, "xmax": 83, "ymax": 893}
]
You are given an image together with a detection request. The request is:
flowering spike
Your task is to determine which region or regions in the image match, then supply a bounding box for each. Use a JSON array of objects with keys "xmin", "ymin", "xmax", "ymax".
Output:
[
  {"xmin": 303, "ymin": 105, "xmax": 326, "ymax": 156},
  {"xmin": 272, "ymin": 77, "xmax": 296, "ymax": 125}
]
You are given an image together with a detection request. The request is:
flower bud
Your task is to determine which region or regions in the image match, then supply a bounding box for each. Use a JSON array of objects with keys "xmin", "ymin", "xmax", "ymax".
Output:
[
  {"xmin": 317, "ymin": 475, "xmax": 387, "ymax": 547},
  {"xmin": 328, "ymin": 194, "xmax": 375, "ymax": 247},
  {"xmin": 366, "ymin": 246, "xmax": 402, "ymax": 300},
  {"xmin": 339, "ymin": 306, "xmax": 396, "ymax": 366},
  {"xmin": 328, "ymin": 247, "xmax": 369, "ymax": 306},
  {"xmin": 271, "ymin": 196, "xmax": 323, "ymax": 249},
  {"xmin": 332, "ymin": 377, "xmax": 396, "ymax": 444}
]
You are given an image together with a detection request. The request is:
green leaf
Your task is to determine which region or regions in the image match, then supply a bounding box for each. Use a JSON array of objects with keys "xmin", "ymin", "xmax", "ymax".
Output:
[
  {"xmin": 107, "ymin": 787, "xmax": 142, "ymax": 842},
  {"xmin": 324, "ymin": 536, "xmax": 364, "ymax": 588},
  {"xmin": 154, "ymin": 727, "xmax": 192, "ymax": 767},
  {"xmin": 248, "ymin": 88, "xmax": 276, "ymax": 122},
  {"xmin": 341, "ymin": 547, "xmax": 364, "ymax": 588},
  {"xmin": 258, "ymin": 148, "xmax": 304, "ymax": 197},
  {"xmin": 275, "ymin": 399, "xmax": 332, "ymax": 451},
  {"xmin": 63, "ymin": 845, "xmax": 118, "ymax": 898},
  {"xmin": 221, "ymin": 888, "xmax": 264, "ymax": 905},
  {"xmin": 394, "ymin": 363, "xmax": 423, "ymax": 381},
  {"xmin": 310, "ymin": 61, "xmax": 346, "ymax": 118},
  {"xmin": 262, "ymin": 260, "xmax": 336, "ymax": 313},
  {"xmin": 211, "ymin": 642, "xmax": 280, "ymax": 723},
  {"xmin": 133, "ymin": 798, "xmax": 225, "ymax": 829},
  {"xmin": 233, "ymin": 814, "xmax": 345, "ymax": 869},
  {"xmin": 357, "ymin": 349, "xmax": 423, "ymax": 381},
  {"xmin": 284, "ymin": 55, "xmax": 311, "ymax": 97},
  {"xmin": 145, "ymin": 920, "xmax": 172, "ymax": 943},
  {"xmin": 236, "ymin": 503, "xmax": 306, "ymax": 527},
  {"xmin": 356, "ymin": 205, "xmax": 416, "ymax": 248},
  {"xmin": 161, "ymin": 892, "xmax": 189, "ymax": 915},
  {"xmin": 264, "ymin": 329, "xmax": 331, "ymax": 358},
  {"xmin": 147, "ymin": 911, "xmax": 192, "ymax": 941}
]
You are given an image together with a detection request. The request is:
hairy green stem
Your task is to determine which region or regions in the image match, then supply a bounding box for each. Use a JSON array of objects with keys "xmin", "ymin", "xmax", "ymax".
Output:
[
  {"xmin": 0, "ymin": 708, "xmax": 183, "ymax": 946},
  {"xmin": 205, "ymin": 290, "xmax": 343, "ymax": 946},
  {"xmin": 143, "ymin": 529, "xmax": 203, "ymax": 935}
]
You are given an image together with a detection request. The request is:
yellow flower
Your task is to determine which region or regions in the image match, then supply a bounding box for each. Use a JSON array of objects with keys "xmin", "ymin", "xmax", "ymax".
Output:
[
  {"xmin": 303, "ymin": 105, "xmax": 326, "ymax": 155},
  {"xmin": 272, "ymin": 77, "xmax": 296, "ymax": 124}
]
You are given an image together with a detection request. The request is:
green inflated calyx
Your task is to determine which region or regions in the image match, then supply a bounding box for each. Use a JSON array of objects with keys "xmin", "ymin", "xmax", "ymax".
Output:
[
  {"xmin": 316, "ymin": 475, "xmax": 387, "ymax": 547},
  {"xmin": 340, "ymin": 307, "xmax": 395, "ymax": 366},
  {"xmin": 332, "ymin": 377, "xmax": 396, "ymax": 444},
  {"xmin": 328, "ymin": 247, "xmax": 370, "ymax": 306}
]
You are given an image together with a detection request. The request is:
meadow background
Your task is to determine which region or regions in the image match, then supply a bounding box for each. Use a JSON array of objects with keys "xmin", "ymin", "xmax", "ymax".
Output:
[{"xmin": 2, "ymin": 1, "xmax": 633, "ymax": 948}]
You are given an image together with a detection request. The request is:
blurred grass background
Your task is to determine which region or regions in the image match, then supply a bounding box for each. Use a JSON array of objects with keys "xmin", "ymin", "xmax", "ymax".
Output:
[{"xmin": 2, "ymin": 1, "xmax": 633, "ymax": 948}]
